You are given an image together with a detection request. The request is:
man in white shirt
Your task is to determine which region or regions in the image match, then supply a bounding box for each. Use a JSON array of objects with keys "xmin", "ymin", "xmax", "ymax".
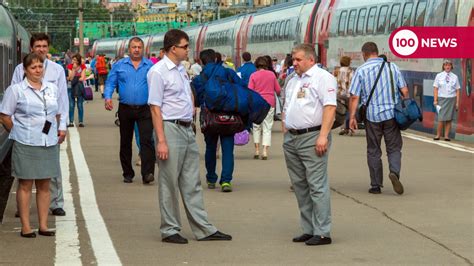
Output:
[
  {"xmin": 282, "ymin": 44, "xmax": 336, "ymax": 246},
  {"xmin": 11, "ymin": 33, "xmax": 69, "ymax": 216},
  {"xmin": 147, "ymin": 29, "xmax": 231, "ymax": 244}
]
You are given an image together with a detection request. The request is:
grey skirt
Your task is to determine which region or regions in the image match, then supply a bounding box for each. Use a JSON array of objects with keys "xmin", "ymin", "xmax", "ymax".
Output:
[
  {"xmin": 438, "ymin": 97, "xmax": 456, "ymax": 122},
  {"xmin": 12, "ymin": 141, "xmax": 60, "ymax": 180}
]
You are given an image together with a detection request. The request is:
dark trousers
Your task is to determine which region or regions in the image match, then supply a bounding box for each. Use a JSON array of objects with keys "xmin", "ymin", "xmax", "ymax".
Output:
[
  {"xmin": 118, "ymin": 103, "xmax": 155, "ymax": 180},
  {"xmin": 365, "ymin": 119, "xmax": 402, "ymax": 188},
  {"xmin": 204, "ymin": 134, "xmax": 234, "ymax": 184}
]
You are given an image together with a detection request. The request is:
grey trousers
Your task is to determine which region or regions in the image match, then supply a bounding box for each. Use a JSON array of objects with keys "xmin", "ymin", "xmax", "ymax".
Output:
[
  {"xmin": 283, "ymin": 131, "xmax": 331, "ymax": 237},
  {"xmin": 158, "ymin": 122, "xmax": 217, "ymax": 239},
  {"xmin": 49, "ymin": 149, "xmax": 63, "ymax": 210},
  {"xmin": 365, "ymin": 119, "xmax": 402, "ymax": 188}
]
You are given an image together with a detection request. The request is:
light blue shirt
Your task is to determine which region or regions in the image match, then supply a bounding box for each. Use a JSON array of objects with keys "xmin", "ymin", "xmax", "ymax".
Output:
[
  {"xmin": 1, "ymin": 79, "xmax": 62, "ymax": 147},
  {"xmin": 147, "ymin": 55, "xmax": 193, "ymax": 121},
  {"xmin": 349, "ymin": 58, "xmax": 407, "ymax": 122},
  {"xmin": 11, "ymin": 59, "xmax": 69, "ymax": 129},
  {"xmin": 104, "ymin": 57, "xmax": 153, "ymax": 105}
]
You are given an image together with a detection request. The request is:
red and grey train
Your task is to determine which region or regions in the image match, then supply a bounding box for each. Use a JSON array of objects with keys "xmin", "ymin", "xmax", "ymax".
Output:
[
  {"xmin": 0, "ymin": 3, "xmax": 30, "ymax": 100},
  {"xmin": 91, "ymin": 0, "xmax": 471, "ymax": 141}
]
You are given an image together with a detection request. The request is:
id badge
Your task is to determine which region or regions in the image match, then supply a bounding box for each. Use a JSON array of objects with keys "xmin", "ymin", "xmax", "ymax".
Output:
[
  {"xmin": 42, "ymin": 121, "xmax": 52, "ymax": 134},
  {"xmin": 297, "ymin": 89, "xmax": 306, "ymax": 98}
]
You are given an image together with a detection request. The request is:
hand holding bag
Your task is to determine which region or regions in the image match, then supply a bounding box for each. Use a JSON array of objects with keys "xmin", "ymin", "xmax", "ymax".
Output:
[
  {"xmin": 357, "ymin": 61, "xmax": 386, "ymax": 123},
  {"xmin": 388, "ymin": 63, "xmax": 423, "ymax": 130}
]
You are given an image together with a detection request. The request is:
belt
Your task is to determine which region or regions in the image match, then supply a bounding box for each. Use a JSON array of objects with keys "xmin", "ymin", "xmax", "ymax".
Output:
[
  {"xmin": 288, "ymin": 125, "xmax": 321, "ymax": 135},
  {"xmin": 120, "ymin": 103, "xmax": 148, "ymax": 109},
  {"xmin": 165, "ymin": 120, "xmax": 192, "ymax": 128}
]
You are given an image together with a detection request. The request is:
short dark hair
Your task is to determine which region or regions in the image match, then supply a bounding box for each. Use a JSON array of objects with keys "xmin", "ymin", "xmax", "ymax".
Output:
[
  {"xmin": 30, "ymin": 33, "xmax": 50, "ymax": 48},
  {"xmin": 23, "ymin": 53, "xmax": 44, "ymax": 69},
  {"xmin": 255, "ymin": 57, "xmax": 268, "ymax": 69},
  {"xmin": 200, "ymin": 49, "xmax": 216, "ymax": 65},
  {"xmin": 361, "ymin": 42, "xmax": 379, "ymax": 56},
  {"xmin": 242, "ymin": 52, "xmax": 251, "ymax": 62},
  {"xmin": 215, "ymin": 52, "xmax": 222, "ymax": 63},
  {"xmin": 151, "ymin": 53, "xmax": 156, "ymax": 56},
  {"xmin": 129, "ymin": 37, "xmax": 144, "ymax": 46},
  {"xmin": 163, "ymin": 29, "xmax": 189, "ymax": 52}
]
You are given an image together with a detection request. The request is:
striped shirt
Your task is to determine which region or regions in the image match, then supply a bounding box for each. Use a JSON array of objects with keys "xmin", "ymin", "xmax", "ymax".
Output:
[{"xmin": 349, "ymin": 58, "xmax": 407, "ymax": 122}]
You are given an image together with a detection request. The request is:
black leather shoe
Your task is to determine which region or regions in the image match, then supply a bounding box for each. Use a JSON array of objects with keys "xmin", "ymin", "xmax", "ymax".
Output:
[
  {"xmin": 20, "ymin": 231, "xmax": 36, "ymax": 238},
  {"xmin": 198, "ymin": 231, "xmax": 232, "ymax": 241},
  {"xmin": 162, "ymin": 234, "xmax": 188, "ymax": 244},
  {"xmin": 38, "ymin": 230, "xmax": 56, "ymax": 236},
  {"xmin": 389, "ymin": 172, "xmax": 404, "ymax": 195},
  {"xmin": 292, "ymin": 234, "xmax": 313, "ymax": 242},
  {"xmin": 305, "ymin": 235, "xmax": 332, "ymax": 246},
  {"xmin": 123, "ymin": 178, "xmax": 133, "ymax": 183},
  {"xmin": 368, "ymin": 187, "xmax": 381, "ymax": 194},
  {"xmin": 143, "ymin": 173, "xmax": 155, "ymax": 184},
  {"xmin": 51, "ymin": 208, "xmax": 66, "ymax": 216}
]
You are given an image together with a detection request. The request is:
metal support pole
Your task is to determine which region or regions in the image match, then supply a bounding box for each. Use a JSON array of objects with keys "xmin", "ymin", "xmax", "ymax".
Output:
[{"xmin": 79, "ymin": 0, "xmax": 84, "ymax": 56}]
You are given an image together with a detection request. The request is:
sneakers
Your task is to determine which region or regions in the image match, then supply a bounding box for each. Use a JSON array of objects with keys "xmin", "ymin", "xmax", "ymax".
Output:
[
  {"xmin": 221, "ymin": 182, "xmax": 232, "ymax": 192},
  {"xmin": 389, "ymin": 172, "xmax": 404, "ymax": 195},
  {"xmin": 78, "ymin": 123, "xmax": 85, "ymax": 127},
  {"xmin": 207, "ymin": 182, "xmax": 216, "ymax": 189},
  {"xmin": 368, "ymin": 187, "xmax": 381, "ymax": 194},
  {"xmin": 67, "ymin": 123, "xmax": 74, "ymax": 127}
]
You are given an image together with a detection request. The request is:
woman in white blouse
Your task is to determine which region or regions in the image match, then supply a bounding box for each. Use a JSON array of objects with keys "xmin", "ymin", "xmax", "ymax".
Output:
[
  {"xmin": 433, "ymin": 60, "xmax": 460, "ymax": 141},
  {"xmin": 0, "ymin": 53, "xmax": 64, "ymax": 238}
]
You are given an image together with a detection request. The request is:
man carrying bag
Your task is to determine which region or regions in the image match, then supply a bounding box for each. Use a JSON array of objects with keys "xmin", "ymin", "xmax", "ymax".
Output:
[{"xmin": 348, "ymin": 42, "xmax": 409, "ymax": 195}]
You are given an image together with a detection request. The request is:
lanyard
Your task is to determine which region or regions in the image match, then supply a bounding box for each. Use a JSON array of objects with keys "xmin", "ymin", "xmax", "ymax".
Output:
[{"xmin": 30, "ymin": 87, "xmax": 48, "ymax": 117}]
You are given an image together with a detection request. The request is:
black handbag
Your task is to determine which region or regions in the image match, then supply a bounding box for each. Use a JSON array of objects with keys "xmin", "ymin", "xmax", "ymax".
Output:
[
  {"xmin": 199, "ymin": 108, "xmax": 245, "ymax": 136},
  {"xmin": 357, "ymin": 61, "xmax": 386, "ymax": 123}
]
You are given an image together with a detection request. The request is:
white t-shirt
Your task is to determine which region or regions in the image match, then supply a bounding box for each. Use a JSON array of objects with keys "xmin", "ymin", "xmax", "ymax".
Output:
[
  {"xmin": 283, "ymin": 64, "xmax": 337, "ymax": 129},
  {"xmin": 433, "ymin": 71, "xmax": 460, "ymax": 98}
]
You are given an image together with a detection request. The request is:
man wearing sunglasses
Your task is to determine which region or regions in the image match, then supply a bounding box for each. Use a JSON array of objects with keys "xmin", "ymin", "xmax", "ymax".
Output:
[{"xmin": 147, "ymin": 29, "xmax": 232, "ymax": 244}]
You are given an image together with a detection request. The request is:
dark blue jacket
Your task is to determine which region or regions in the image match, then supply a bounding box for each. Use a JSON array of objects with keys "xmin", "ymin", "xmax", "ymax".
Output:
[
  {"xmin": 192, "ymin": 63, "xmax": 246, "ymax": 108},
  {"xmin": 237, "ymin": 62, "xmax": 257, "ymax": 86}
]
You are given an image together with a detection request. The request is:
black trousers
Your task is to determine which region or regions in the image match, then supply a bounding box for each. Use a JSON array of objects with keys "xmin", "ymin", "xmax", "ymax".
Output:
[{"xmin": 118, "ymin": 103, "xmax": 155, "ymax": 180}]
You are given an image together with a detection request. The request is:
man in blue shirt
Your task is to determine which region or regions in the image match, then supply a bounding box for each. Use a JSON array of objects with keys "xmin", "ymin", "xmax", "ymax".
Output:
[
  {"xmin": 348, "ymin": 42, "xmax": 409, "ymax": 195},
  {"xmin": 237, "ymin": 52, "xmax": 256, "ymax": 86},
  {"xmin": 104, "ymin": 37, "xmax": 155, "ymax": 184}
]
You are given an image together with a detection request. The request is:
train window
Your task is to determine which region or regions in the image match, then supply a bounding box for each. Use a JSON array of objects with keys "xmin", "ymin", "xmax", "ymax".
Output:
[
  {"xmin": 275, "ymin": 21, "xmax": 281, "ymax": 40},
  {"xmin": 260, "ymin": 24, "xmax": 265, "ymax": 41},
  {"xmin": 270, "ymin": 22, "xmax": 275, "ymax": 41},
  {"xmin": 338, "ymin": 10, "xmax": 347, "ymax": 36},
  {"xmin": 401, "ymin": 3, "xmax": 413, "ymax": 26},
  {"xmin": 366, "ymin": 7, "xmax": 377, "ymax": 34},
  {"xmin": 265, "ymin": 23, "xmax": 270, "ymax": 41},
  {"xmin": 376, "ymin": 5, "xmax": 389, "ymax": 34},
  {"xmin": 280, "ymin": 22, "xmax": 285, "ymax": 39},
  {"xmin": 356, "ymin": 8, "xmax": 367, "ymax": 35},
  {"xmin": 414, "ymin": 0, "xmax": 427, "ymax": 26},
  {"xmin": 285, "ymin": 20, "xmax": 291, "ymax": 39},
  {"xmin": 389, "ymin": 4, "xmax": 401, "ymax": 31},
  {"xmin": 347, "ymin": 9, "xmax": 357, "ymax": 35}
]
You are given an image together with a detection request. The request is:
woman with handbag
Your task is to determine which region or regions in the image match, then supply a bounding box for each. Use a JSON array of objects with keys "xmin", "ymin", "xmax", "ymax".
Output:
[
  {"xmin": 67, "ymin": 54, "xmax": 86, "ymax": 127},
  {"xmin": 433, "ymin": 60, "xmax": 460, "ymax": 141},
  {"xmin": 248, "ymin": 56, "xmax": 281, "ymax": 160},
  {"xmin": 0, "ymin": 53, "xmax": 65, "ymax": 237}
]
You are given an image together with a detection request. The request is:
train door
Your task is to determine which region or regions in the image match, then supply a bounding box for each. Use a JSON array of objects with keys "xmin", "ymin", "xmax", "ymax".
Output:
[
  {"xmin": 235, "ymin": 15, "xmax": 253, "ymax": 67},
  {"xmin": 195, "ymin": 26, "xmax": 208, "ymax": 60},
  {"xmin": 456, "ymin": 9, "xmax": 474, "ymax": 136}
]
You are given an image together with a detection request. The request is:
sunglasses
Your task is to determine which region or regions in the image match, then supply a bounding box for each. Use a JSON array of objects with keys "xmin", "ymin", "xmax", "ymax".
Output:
[{"xmin": 175, "ymin": 44, "xmax": 189, "ymax": 50}]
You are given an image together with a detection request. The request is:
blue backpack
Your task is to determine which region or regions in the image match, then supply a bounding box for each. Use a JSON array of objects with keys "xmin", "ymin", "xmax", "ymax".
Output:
[{"xmin": 201, "ymin": 68, "xmax": 270, "ymax": 125}]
